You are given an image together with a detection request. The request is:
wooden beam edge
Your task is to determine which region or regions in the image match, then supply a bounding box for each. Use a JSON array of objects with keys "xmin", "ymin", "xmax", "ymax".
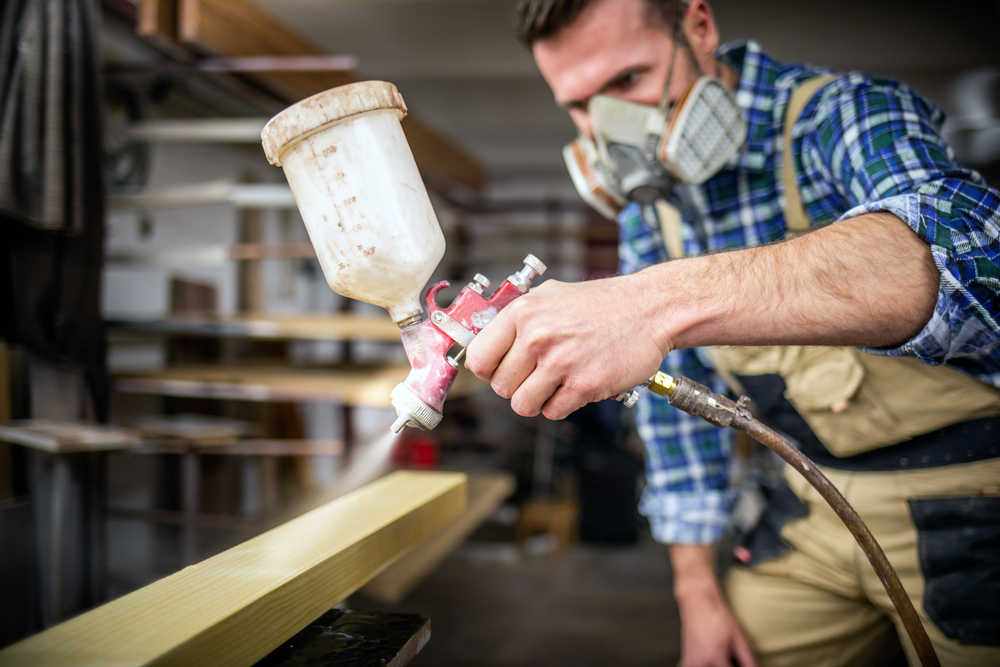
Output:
[{"xmin": 0, "ymin": 471, "xmax": 467, "ymax": 667}]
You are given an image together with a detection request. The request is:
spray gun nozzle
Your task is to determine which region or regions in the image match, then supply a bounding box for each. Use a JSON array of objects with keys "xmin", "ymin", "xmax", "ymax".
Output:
[{"xmin": 390, "ymin": 412, "xmax": 412, "ymax": 434}]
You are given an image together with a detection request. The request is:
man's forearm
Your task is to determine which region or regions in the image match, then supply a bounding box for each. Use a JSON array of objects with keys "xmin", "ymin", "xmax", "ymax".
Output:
[
  {"xmin": 670, "ymin": 543, "xmax": 722, "ymax": 603},
  {"xmin": 635, "ymin": 212, "xmax": 939, "ymax": 353}
]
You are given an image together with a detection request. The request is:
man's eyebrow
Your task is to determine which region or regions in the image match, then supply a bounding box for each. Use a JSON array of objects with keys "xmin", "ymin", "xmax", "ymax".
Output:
[{"xmin": 557, "ymin": 65, "xmax": 651, "ymax": 111}]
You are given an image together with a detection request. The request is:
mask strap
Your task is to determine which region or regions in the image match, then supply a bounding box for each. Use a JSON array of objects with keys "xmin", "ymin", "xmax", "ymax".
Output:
[{"xmin": 657, "ymin": 2, "xmax": 689, "ymax": 112}]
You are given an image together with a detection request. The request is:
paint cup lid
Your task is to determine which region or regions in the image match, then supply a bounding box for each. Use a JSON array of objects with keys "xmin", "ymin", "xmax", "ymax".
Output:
[{"xmin": 261, "ymin": 80, "xmax": 407, "ymax": 166}]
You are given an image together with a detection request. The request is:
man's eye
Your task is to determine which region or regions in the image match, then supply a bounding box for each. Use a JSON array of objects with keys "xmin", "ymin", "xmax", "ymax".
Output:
[{"xmin": 611, "ymin": 72, "xmax": 642, "ymax": 89}]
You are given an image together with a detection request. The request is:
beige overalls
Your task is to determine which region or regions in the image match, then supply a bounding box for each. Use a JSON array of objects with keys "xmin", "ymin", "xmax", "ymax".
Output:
[{"xmin": 660, "ymin": 77, "xmax": 1000, "ymax": 667}]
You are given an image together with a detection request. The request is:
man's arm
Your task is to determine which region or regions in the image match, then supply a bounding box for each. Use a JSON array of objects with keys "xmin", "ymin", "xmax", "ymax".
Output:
[{"xmin": 466, "ymin": 211, "xmax": 938, "ymax": 420}]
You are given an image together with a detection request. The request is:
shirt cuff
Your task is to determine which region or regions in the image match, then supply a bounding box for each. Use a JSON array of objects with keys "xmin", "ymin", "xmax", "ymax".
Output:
[
  {"xmin": 639, "ymin": 488, "xmax": 733, "ymax": 544},
  {"xmin": 838, "ymin": 193, "xmax": 985, "ymax": 365}
]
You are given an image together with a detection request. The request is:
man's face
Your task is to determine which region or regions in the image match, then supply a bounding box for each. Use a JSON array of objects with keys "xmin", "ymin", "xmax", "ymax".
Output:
[{"xmin": 532, "ymin": 0, "xmax": 705, "ymax": 138}]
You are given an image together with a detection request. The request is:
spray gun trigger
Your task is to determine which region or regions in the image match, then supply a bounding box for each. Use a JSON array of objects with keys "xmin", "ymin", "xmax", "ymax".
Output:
[{"xmin": 447, "ymin": 347, "xmax": 467, "ymax": 369}]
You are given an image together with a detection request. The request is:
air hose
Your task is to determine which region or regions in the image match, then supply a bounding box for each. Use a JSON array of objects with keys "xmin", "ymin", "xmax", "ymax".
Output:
[{"xmin": 646, "ymin": 372, "xmax": 941, "ymax": 667}]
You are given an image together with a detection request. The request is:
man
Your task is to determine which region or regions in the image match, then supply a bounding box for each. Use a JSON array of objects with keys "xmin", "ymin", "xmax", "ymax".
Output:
[{"xmin": 465, "ymin": 0, "xmax": 1000, "ymax": 665}]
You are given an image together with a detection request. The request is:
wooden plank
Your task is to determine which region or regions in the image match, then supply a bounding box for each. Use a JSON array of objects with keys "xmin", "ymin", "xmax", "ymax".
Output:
[
  {"xmin": 136, "ymin": 0, "xmax": 185, "ymax": 58},
  {"xmin": 115, "ymin": 364, "xmax": 486, "ymax": 407},
  {"xmin": 174, "ymin": 0, "xmax": 484, "ymax": 191},
  {"xmin": 0, "ymin": 421, "xmax": 141, "ymax": 453},
  {"xmin": 177, "ymin": 0, "xmax": 353, "ymax": 99},
  {"xmin": 108, "ymin": 313, "xmax": 402, "ymax": 343},
  {"xmin": 360, "ymin": 471, "xmax": 515, "ymax": 604},
  {"xmin": 0, "ymin": 471, "xmax": 466, "ymax": 667}
]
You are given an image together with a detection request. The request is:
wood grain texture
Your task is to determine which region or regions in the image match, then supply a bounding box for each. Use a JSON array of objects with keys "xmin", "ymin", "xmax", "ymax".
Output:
[
  {"xmin": 174, "ymin": 0, "xmax": 484, "ymax": 190},
  {"xmin": 0, "ymin": 471, "xmax": 467, "ymax": 667},
  {"xmin": 115, "ymin": 364, "xmax": 487, "ymax": 407},
  {"xmin": 360, "ymin": 471, "xmax": 515, "ymax": 604}
]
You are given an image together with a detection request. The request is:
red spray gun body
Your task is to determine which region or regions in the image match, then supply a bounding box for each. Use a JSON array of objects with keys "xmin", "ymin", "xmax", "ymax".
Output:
[{"xmin": 390, "ymin": 254, "xmax": 546, "ymax": 432}]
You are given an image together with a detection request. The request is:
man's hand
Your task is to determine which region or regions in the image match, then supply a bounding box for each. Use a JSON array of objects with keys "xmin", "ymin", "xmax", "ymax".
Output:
[
  {"xmin": 671, "ymin": 544, "xmax": 757, "ymax": 667},
  {"xmin": 467, "ymin": 213, "xmax": 937, "ymax": 421},
  {"xmin": 465, "ymin": 275, "xmax": 674, "ymax": 420}
]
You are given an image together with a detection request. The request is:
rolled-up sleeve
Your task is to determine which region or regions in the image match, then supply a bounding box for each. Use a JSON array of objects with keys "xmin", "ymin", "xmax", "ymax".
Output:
[{"xmin": 800, "ymin": 75, "xmax": 1000, "ymax": 364}]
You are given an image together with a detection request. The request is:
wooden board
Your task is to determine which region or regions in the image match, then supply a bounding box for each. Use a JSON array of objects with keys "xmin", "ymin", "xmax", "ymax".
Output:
[
  {"xmin": 108, "ymin": 313, "xmax": 402, "ymax": 343},
  {"xmin": 0, "ymin": 471, "xmax": 466, "ymax": 667},
  {"xmin": 115, "ymin": 364, "xmax": 486, "ymax": 407},
  {"xmin": 0, "ymin": 421, "xmax": 141, "ymax": 453},
  {"xmin": 360, "ymin": 471, "xmax": 515, "ymax": 604},
  {"xmin": 173, "ymin": 0, "xmax": 484, "ymax": 191},
  {"xmin": 136, "ymin": 0, "xmax": 185, "ymax": 58}
]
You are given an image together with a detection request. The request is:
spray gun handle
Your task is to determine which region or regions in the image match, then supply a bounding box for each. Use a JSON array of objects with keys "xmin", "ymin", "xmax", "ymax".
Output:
[{"xmin": 391, "ymin": 255, "xmax": 547, "ymax": 433}]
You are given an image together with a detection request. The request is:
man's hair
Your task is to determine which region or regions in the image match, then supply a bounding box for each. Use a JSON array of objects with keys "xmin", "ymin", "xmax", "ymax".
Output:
[{"xmin": 514, "ymin": 0, "xmax": 684, "ymax": 48}]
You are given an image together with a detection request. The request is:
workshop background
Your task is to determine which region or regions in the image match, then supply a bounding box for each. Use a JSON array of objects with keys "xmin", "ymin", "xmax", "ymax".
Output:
[{"xmin": 1, "ymin": 0, "xmax": 998, "ymax": 665}]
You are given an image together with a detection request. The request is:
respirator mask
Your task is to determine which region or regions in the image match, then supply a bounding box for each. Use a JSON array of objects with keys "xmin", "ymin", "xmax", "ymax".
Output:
[{"xmin": 563, "ymin": 35, "xmax": 747, "ymax": 219}]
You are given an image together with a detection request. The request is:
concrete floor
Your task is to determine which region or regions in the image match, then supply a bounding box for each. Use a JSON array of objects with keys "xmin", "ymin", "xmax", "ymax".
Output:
[{"xmin": 358, "ymin": 534, "xmax": 682, "ymax": 667}]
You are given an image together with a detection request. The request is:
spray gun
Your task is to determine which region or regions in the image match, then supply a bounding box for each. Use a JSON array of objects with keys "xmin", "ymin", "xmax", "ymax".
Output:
[
  {"xmin": 261, "ymin": 81, "xmax": 546, "ymax": 436},
  {"xmin": 389, "ymin": 256, "xmax": 546, "ymax": 433}
]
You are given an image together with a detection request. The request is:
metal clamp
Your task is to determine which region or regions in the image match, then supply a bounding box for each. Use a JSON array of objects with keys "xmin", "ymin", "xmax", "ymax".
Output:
[{"xmin": 430, "ymin": 310, "xmax": 475, "ymax": 348}]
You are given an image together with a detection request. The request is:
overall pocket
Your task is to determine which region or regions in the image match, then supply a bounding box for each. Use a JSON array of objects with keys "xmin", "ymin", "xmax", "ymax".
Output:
[{"xmin": 908, "ymin": 496, "xmax": 1000, "ymax": 645}]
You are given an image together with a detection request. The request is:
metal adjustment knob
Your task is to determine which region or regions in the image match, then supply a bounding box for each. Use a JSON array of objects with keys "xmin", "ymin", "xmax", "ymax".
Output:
[
  {"xmin": 510, "ymin": 254, "xmax": 548, "ymax": 293},
  {"xmin": 615, "ymin": 390, "xmax": 640, "ymax": 408},
  {"xmin": 522, "ymin": 254, "xmax": 547, "ymax": 278},
  {"xmin": 469, "ymin": 273, "xmax": 491, "ymax": 295}
]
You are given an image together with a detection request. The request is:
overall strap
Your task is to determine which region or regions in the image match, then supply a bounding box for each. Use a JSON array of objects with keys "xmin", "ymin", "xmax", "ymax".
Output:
[{"xmin": 782, "ymin": 75, "xmax": 838, "ymax": 237}]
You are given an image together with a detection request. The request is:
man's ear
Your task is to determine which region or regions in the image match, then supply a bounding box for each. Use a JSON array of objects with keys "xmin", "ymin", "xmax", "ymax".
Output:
[{"xmin": 681, "ymin": 0, "xmax": 720, "ymax": 67}]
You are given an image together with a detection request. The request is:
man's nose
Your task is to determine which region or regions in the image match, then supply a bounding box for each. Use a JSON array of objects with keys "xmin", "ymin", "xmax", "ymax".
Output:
[{"xmin": 569, "ymin": 110, "xmax": 594, "ymax": 140}]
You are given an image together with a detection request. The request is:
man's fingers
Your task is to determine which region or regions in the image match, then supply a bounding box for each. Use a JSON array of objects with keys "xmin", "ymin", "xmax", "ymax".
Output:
[
  {"xmin": 508, "ymin": 367, "xmax": 562, "ymax": 417},
  {"xmin": 539, "ymin": 381, "xmax": 591, "ymax": 421},
  {"xmin": 731, "ymin": 628, "xmax": 758, "ymax": 667},
  {"xmin": 490, "ymin": 339, "xmax": 538, "ymax": 400},
  {"xmin": 465, "ymin": 307, "xmax": 518, "ymax": 381}
]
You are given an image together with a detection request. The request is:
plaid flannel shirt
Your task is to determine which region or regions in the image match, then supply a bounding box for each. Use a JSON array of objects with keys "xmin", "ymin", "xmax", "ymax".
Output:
[{"xmin": 621, "ymin": 41, "xmax": 1000, "ymax": 545}]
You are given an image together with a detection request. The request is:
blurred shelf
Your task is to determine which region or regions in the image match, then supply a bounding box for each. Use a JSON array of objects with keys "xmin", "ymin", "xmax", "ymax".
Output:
[
  {"xmin": 0, "ymin": 420, "xmax": 141, "ymax": 453},
  {"xmin": 107, "ymin": 179, "xmax": 295, "ymax": 210},
  {"xmin": 124, "ymin": 439, "xmax": 344, "ymax": 456},
  {"xmin": 114, "ymin": 363, "xmax": 485, "ymax": 406},
  {"xmin": 105, "ymin": 243, "xmax": 316, "ymax": 266},
  {"xmin": 122, "ymin": 117, "xmax": 269, "ymax": 142},
  {"xmin": 108, "ymin": 312, "xmax": 402, "ymax": 342}
]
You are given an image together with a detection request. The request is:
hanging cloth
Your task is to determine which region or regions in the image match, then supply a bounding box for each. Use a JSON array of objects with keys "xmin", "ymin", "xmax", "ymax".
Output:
[{"xmin": 0, "ymin": 0, "xmax": 108, "ymax": 419}]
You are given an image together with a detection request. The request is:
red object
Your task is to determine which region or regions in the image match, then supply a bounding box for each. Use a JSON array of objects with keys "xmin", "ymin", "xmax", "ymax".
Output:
[
  {"xmin": 392, "ymin": 430, "xmax": 440, "ymax": 469},
  {"xmin": 398, "ymin": 278, "xmax": 527, "ymax": 417}
]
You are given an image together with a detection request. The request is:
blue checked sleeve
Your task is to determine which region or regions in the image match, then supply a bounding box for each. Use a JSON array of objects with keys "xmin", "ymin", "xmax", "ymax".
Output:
[
  {"xmin": 618, "ymin": 204, "xmax": 735, "ymax": 544},
  {"xmin": 799, "ymin": 75, "xmax": 1000, "ymax": 367}
]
